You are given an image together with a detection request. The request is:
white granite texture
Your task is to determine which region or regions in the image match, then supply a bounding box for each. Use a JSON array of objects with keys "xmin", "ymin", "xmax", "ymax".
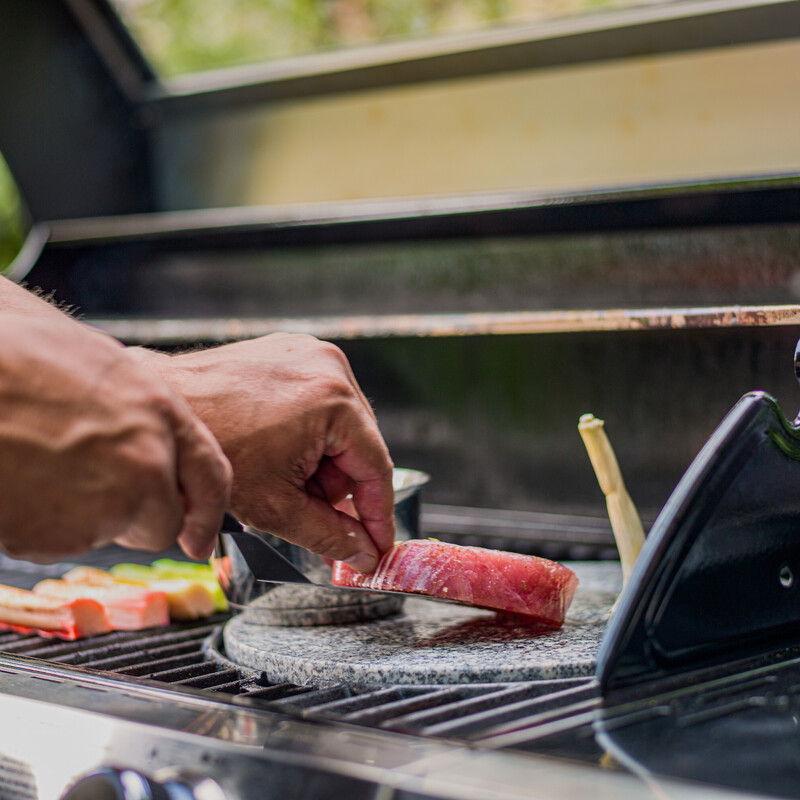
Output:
[
  {"xmin": 238, "ymin": 583, "xmax": 405, "ymax": 626},
  {"xmin": 223, "ymin": 561, "xmax": 621, "ymax": 686}
]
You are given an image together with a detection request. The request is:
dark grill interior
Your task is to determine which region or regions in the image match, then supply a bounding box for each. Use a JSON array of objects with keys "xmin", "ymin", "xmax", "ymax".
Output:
[{"xmin": 422, "ymin": 506, "xmax": 621, "ymax": 563}]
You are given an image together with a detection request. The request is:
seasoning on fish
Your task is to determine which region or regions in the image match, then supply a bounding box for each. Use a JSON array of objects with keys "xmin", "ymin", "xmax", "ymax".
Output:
[
  {"xmin": 0, "ymin": 583, "xmax": 111, "ymax": 640},
  {"xmin": 33, "ymin": 579, "xmax": 169, "ymax": 631},
  {"xmin": 332, "ymin": 539, "xmax": 578, "ymax": 627}
]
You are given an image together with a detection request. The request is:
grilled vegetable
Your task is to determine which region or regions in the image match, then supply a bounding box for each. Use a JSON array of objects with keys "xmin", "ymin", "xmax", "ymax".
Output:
[
  {"xmin": 113, "ymin": 560, "xmax": 228, "ymax": 612},
  {"xmin": 578, "ymin": 413, "xmax": 645, "ymax": 586},
  {"xmin": 63, "ymin": 565, "xmax": 218, "ymax": 621}
]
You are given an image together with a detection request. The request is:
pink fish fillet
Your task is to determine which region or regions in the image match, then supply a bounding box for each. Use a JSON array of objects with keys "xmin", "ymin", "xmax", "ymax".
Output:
[{"xmin": 332, "ymin": 539, "xmax": 579, "ymax": 627}]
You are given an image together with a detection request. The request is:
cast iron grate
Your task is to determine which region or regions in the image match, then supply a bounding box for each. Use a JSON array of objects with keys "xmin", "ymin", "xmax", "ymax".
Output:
[
  {"xmin": 259, "ymin": 676, "xmax": 600, "ymax": 740},
  {"xmin": 0, "ymin": 620, "xmax": 598, "ymax": 742},
  {"xmin": 0, "ymin": 520, "xmax": 609, "ymax": 746},
  {"xmin": 0, "ymin": 618, "xmax": 239, "ymax": 690}
]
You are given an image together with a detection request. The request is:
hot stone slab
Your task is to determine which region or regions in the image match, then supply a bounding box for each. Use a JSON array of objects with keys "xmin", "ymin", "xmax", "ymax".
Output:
[{"xmin": 223, "ymin": 561, "xmax": 620, "ymax": 686}]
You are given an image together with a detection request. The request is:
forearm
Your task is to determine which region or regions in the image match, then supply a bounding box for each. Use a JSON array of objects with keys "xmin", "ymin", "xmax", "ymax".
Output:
[
  {"xmin": 0, "ymin": 314, "xmax": 230, "ymax": 561},
  {"xmin": 0, "ymin": 275, "xmax": 75, "ymax": 321},
  {"xmin": 127, "ymin": 345, "xmax": 173, "ymax": 372}
]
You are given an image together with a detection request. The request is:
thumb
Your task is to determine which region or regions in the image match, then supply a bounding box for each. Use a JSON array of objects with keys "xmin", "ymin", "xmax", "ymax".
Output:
[{"xmin": 279, "ymin": 491, "xmax": 381, "ymax": 574}]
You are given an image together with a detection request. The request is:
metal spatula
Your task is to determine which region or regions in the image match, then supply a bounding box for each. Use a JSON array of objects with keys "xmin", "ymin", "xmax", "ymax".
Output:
[{"xmin": 215, "ymin": 513, "xmax": 465, "ymax": 608}]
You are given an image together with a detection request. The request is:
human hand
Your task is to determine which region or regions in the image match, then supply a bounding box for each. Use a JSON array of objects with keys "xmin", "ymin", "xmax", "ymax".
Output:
[
  {"xmin": 133, "ymin": 334, "xmax": 395, "ymax": 572},
  {"xmin": 0, "ymin": 315, "xmax": 231, "ymax": 562}
]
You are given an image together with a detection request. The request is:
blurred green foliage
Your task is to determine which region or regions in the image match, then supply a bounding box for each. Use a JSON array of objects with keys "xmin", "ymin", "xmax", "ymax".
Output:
[
  {"xmin": 112, "ymin": 0, "xmax": 621, "ymax": 77},
  {"xmin": 0, "ymin": 154, "xmax": 24, "ymax": 274}
]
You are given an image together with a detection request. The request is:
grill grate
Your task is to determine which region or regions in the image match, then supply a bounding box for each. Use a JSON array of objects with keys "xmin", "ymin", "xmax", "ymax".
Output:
[
  {"xmin": 0, "ymin": 619, "xmax": 597, "ymax": 745},
  {"xmin": 0, "ymin": 538, "xmax": 608, "ymax": 752},
  {"xmin": 261, "ymin": 678, "xmax": 599, "ymax": 739},
  {"xmin": 0, "ymin": 621, "xmax": 222, "ymax": 666}
]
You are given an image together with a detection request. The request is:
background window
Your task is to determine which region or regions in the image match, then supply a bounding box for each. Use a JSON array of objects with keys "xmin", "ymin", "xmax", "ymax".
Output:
[{"xmin": 110, "ymin": 0, "xmax": 669, "ymax": 77}]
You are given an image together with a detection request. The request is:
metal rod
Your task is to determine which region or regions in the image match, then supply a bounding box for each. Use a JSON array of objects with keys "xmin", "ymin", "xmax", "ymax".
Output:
[{"xmin": 89, "ymin": 305, "xmax": 800, "ymax": 346}]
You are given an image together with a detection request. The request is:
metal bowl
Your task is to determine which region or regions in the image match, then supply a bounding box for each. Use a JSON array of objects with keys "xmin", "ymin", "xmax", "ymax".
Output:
[{"xmin": 214, "ymin": 468, "xmax": 429, "ymax": 617}]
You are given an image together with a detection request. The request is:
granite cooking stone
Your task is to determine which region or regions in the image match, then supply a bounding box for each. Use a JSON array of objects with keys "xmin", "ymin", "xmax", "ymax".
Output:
[
  {"xmin": 239, "ymin": 583, "xmax": 405, "ymax": 626},
  {"xmin": 223, "ymin": 561, "xmax": 621, "ymax": 686}
]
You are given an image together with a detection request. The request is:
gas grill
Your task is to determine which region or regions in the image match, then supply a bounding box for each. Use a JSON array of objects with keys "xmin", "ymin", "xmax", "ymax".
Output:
[
  {"xmin": 3, "ymin": 1, "xmax": 800, "ymax": 798},
  {"xmin": 5, "ymin": 404, "xmax": 800, "ymax": 800}
]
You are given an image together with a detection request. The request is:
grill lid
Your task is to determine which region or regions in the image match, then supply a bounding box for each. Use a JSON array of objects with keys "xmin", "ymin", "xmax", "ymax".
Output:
[{"xmin": 597, "ymin": 390, "xmax": 800, "ymax": 693}]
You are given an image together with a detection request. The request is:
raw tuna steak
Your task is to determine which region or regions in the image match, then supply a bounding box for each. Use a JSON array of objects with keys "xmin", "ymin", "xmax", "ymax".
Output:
[{"xmin": 332, "ymin": 540, "xmax": 578, "ymax": 627}]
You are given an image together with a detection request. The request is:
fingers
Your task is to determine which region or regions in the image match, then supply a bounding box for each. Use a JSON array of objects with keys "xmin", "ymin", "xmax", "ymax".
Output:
[
  {"xmin": 108, "ymin": 384, "xmax": 231, "ymax": 560},
  {"xmin": 148, "ymin": 333, "xmax": 397, "ymax": 570},
  {"xmin": 308, "ymin": 458, "xmax": 392, "ymax": 571},
  {"xmin": 112, "ymin": 491, "xmax": 184, "ymax": 554},
  {"xmin": 325, "ymin": 407, "xmax": 395, "ymax": 555},
  {"xmin": 351, "ymin": 476, "xmax": 395, "ymax": 555},
  {"xmin": 171, "ymin": 401, "xmax": 233, "ymax": 560},
  {"xmin": 309, "ymin": 457, "xmax": 355, "ymax": 505},
  {"xmin": 277, "ymin": 486, "xmax": 381, "ymax": 572}
]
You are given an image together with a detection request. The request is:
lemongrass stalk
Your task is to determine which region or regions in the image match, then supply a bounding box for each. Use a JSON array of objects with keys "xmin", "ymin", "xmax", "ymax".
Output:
[{"xmin": 578, "ymin": 414, "xmax": 645, "ymax": 586}]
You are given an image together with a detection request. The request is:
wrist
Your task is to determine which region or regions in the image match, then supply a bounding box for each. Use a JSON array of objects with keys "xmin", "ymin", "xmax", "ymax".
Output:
[
  {"xmin": 127, "ymin": 346, "xmax": 218, "ymax": 421},
  {"xmin": 126, "ymin": 346, "xmax": 173, "ymax": 374}
]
